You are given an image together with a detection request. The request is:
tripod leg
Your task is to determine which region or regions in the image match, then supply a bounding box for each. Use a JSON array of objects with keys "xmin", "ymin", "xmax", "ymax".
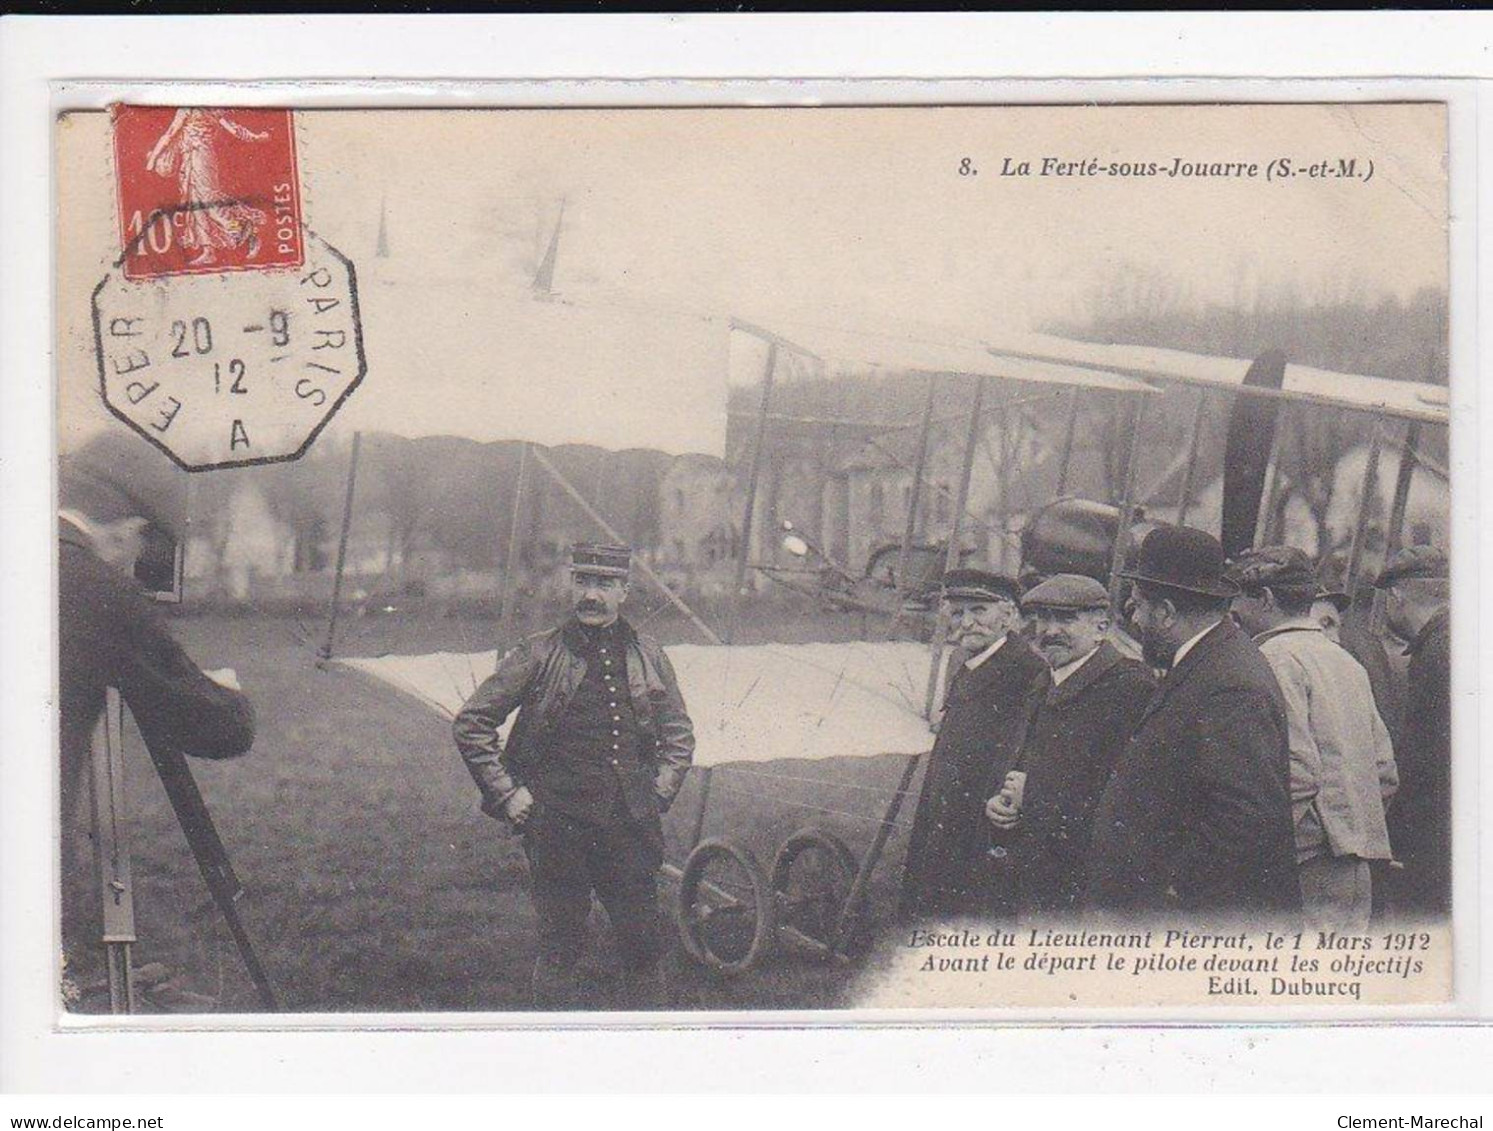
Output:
[
  {"xmin": 147, "ymin": 741, "xmax": 280, "ymax": 1011},
  {"xmin": 220, "ymin": 900, "xmax": 280, "ymax": 1011},
  {"xmin": 97, "ymin": 691, "xmax": 280, "ymax": 1012},
  {"xmin": 90, "ymin": 689, "xmax": 139, "ymax": 1014},
  {"xmin": 106, "ymin": 942, "xmax": 136, "ymax": 1014}
]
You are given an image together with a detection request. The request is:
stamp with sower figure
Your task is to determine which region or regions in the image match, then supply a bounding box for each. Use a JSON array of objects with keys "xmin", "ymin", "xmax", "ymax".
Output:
[
  {"xmin": 112, "ymin": 106, "xmax": 304, "ymax": 280},
  {"xmin": 97, "ymin": 106, "xmax": 363, "ymax": 472}
]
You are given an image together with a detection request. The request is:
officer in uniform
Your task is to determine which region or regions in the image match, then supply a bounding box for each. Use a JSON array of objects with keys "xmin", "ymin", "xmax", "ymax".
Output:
[{"xmin": 453, "ymin": 543, "xmax": 695, "ymax": 1008}]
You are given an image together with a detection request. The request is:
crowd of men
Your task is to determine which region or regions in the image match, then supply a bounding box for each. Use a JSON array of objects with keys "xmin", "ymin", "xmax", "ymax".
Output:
[
  {"xmin": 56, "ymin": 428, "xmax": 1452, "ymax": 1012},
  {"xmin": 899, "ymin": 525, "xmax": 1452, "ymax": 933}
]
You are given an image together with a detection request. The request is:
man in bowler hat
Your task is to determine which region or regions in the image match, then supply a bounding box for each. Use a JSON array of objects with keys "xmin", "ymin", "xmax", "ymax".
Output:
[
  {"xmin": 986, "ymin": 574, "xmax": 1156, "ymax": 920},
  {"xmin": 1086, "ymin": 526, "xmax": 1299, "ymax": 919},
  {"xmin": 1374, "ymin": 545, "xmax": 1451, "ymax": 919},
  {"xmin": 899, "ymin": 569, "xmax": 1048, "ymax": 921},
  {"xmin": 454, "ymin": 543, "xmax": 695, "ymax": 1007}
]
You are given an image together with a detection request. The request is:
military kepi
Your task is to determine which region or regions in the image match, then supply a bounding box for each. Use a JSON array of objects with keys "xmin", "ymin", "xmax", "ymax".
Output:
[
  {"xmin": 941, "ymin": 568, "xmax": 1021, "ymax": 603},
  {"xmin": 1022, "ymin": 572, "xmax": 1110, "ymax": 611},
  {"xmin": 570, "ymin": 542, "xmax": 632, "ymax": 578}
]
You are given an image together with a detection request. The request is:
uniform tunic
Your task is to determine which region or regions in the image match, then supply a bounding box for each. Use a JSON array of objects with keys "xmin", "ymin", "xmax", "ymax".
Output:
[
  {"xmin": 521, "ymin": 621, "xmax": 665, "ymax": 975},
  {"xmin": 532, "ymin": 621, "xmax": 646, "ymax": 822}
]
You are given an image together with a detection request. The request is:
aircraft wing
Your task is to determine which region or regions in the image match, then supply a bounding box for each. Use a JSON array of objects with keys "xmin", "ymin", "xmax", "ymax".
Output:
[{"xmin": 984, "ymin": 328, "xmax": 1448, "ymax": 426}]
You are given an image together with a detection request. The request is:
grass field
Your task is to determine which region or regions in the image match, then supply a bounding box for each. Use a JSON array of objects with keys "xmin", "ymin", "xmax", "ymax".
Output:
[{"xmin": 101, "ymin": 601, "xmax": 932, "ymax": 1013}]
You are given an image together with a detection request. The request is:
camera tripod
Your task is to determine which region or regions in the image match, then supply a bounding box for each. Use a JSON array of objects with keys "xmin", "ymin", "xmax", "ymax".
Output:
[{"xmin": 89, "ymin": 687, "xmax": 278, "ymax": 1013}]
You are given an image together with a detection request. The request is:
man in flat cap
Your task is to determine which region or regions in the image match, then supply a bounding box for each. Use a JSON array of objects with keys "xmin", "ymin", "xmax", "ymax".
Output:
[
  {"xmin": 899, "ymin": 569, "xmax": 1048, "ymax": 922},
  {"xmin": 59, "ymin": 433, "xmax": 256, "ymax": 1010},
  {"xmin": 985, "ymin": 574, "xmax": 1155, "ymax": 921},
  {"xmin": 1086, "ymin": 526, "xmax": 1299, "ymax": 919},
  {"xmin": 1374, "ymin": 545, "xmax": 1451, "ymax": 919},
  {"xmin": 454, "ymin": 543, "xmax": 695, "ymax": 1007},
  {"xmin": 1230, "ymin": 547, "xmax": 1397, "ymax": 933}
]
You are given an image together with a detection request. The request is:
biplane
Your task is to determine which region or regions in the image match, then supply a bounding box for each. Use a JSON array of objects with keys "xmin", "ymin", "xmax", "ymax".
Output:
[{"xmin": 331, "ymin": 311, "xmax": 1449, "ymax": 974}]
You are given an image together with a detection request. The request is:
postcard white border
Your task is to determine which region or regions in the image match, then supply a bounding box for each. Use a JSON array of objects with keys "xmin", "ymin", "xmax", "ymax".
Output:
[{"xmin": 3, "ymin": 11, "xmax": 1491, "ymax": 1094}]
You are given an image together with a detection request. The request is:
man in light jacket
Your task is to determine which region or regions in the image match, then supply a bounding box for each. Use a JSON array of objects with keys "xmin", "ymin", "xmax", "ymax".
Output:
[{"xmin": 1230, "ymin": 546, "xmax": 1398, "ymax": 934}]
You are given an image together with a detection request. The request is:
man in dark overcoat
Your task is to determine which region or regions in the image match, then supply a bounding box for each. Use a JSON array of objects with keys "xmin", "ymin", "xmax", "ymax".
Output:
[
  {"xmin": 1086, "ymin": 526, "xmax": 1300, "ymax": 920},
  {"xmin": 454, "ymin": 543, "xmax": 695, "ymax": 1007},
  {"xmin": 59, "ymin": 434, "xmax": 256, "ymax": 1010},
  {"xmin": 898, "ymin": 569, "xmax": 1048, "ymax": 922},
  {"xmin": 1374, "ymin": 546, "xmax": 1451, "ymax": 920},
  {"xmin": 1314, "ymin": 586, "xmax": 1405, "ymax": 752},
  {"xmin": 987, "ymin": 574, "xmax": 1155, "ymax": 920}
]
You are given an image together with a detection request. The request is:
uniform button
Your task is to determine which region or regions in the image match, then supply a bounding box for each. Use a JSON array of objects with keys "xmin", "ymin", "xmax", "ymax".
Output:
[
  {"xmin": 612, "ymin": 744, "xmax": 619, "ymax": 750},
  {"xmin": 611, "ymin": 760, "xmax": 618, "ymax": 766},
  {"xmin": 612, "ymin": 729, "xmax": 620, "ymax": 736}
]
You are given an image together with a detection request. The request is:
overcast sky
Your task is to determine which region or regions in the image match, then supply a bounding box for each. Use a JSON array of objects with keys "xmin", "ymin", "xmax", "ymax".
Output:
[
  {"xmin": 58, "ymin": 103, "xmax": 1446, "ymax": 452},
  {"xmin": 303, "ymin": 104, "xmax": 1445, "ymax": 328}
]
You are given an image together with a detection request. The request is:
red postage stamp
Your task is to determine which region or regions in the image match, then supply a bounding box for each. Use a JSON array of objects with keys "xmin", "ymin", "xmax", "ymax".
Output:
[{"xmin": 111, "ymin": 106, "xmax": 303, "ymax": 281}]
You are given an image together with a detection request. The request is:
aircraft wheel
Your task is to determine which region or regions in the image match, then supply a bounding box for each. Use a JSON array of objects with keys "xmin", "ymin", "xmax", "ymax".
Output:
[
  {"xmin": 676, "ymin": 839, "xmax": 776, "ymax": 973},
  {"xmin": 769, "ymin": 827, "xmax": 860, "ymax": 956}
]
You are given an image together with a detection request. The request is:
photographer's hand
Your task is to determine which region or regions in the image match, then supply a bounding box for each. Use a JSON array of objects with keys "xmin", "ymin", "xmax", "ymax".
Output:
[{"xmin": 204, "ymin": 668, "xmax": 242, "ymax": 692}]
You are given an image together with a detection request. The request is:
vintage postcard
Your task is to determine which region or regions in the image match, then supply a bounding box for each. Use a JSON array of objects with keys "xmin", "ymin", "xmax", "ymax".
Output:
[{"xmin": 52, "ymin": 101, "xmax": 1455, "ymax": 1022}]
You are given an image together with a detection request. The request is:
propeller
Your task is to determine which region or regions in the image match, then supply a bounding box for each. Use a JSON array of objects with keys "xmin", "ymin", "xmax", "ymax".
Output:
[{"xmin": 1220, "ymin": 349, "xmax": 1287, "ymax": 557}]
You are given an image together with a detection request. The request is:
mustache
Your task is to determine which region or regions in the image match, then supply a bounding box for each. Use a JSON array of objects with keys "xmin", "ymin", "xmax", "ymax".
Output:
[{"xmin": 576, "ymin": 600, "xmax": 607, "ymax": 613}]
